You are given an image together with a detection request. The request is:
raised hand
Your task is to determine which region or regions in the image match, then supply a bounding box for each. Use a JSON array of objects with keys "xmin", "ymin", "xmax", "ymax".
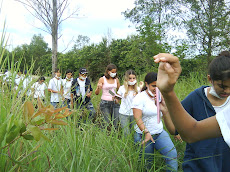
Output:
[
  {"xmin": 153, "ymin": 53, "xmax": 181, "ymax": 94},
  {"xmin": 97, "ymin": 82, "xmax": 103, "ymax": 89}
]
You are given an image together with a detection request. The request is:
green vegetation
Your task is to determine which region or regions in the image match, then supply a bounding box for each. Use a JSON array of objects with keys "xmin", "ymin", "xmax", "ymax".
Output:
[
  {"xmin": 0, "ymin": 63, "xmax": 209, "ymax": 171},
  {"xmin": 1, "ymin": 0, "xmax": 226, "ymax": 171}
]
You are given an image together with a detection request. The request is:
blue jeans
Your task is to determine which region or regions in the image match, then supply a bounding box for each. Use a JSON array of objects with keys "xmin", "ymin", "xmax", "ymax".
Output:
[
  {"xmin": 51, "ymin": 102, "xmax": 59, "ymax": 108},
  {"xmin": 119, "ymin": 114, "xmax": 134, "ymax": 136},
  {"xmin": 76, "ymin": 100, "xmax": 95, "ymax": 121},
  {"xmin": 100, "ymin": 99, "xmax": 120, "ymax": 129},
  {"xmin": 134, "ymin": 130, "xmax": 178, "ymax": 172},
  {"xmin": 62, "ymin": 98, "xmax": 71, "ymax": 108}
]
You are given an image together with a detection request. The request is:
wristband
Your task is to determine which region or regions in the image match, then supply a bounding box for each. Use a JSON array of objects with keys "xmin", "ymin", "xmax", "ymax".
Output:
[{"xmin": 142, "ymin": 128, "xmax": 149, "ymax": 134}]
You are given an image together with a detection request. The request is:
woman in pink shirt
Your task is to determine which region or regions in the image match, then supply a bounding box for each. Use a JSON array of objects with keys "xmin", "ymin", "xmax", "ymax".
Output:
[{"xmin": 95, "ymin": 64, "xmax": 120, "ymax": 129}]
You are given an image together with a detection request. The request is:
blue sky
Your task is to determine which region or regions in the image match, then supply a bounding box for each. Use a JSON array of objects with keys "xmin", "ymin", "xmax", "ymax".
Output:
[{"xmin": 0, "ymin": 0, "xmax": 137, "ymax": 52}]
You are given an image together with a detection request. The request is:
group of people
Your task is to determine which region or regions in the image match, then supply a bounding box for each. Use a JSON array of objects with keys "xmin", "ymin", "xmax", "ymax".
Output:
[
  {"xmin": 95, "ymin": 64, "xmax": 178, "ymax": 171},
  {"xmin": 2, "ymin": 70, "xmax": 33, "ymax": 96},
  {"xmin": 93, "ymin": 50, "xmax": 230, "ymax": 172},
  {"xmin": 1, "ymin": 50, "xmax": 230, "ymax": 172}
]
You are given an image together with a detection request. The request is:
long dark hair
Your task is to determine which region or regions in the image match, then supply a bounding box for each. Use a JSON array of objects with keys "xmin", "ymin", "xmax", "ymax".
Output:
[{"xmin": 141, "ymin": 72, "xmax": 157, "ymax": 91}]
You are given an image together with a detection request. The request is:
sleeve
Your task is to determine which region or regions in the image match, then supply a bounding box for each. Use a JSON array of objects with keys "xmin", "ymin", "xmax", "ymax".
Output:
[
  {"xmin": 48, "ymin": 79, "xmax": 52, "ymax": 90},
  {"xmin": 71, "ymin": 79, "xmax": 76, "ymax": 94},
  {"xmin": 31, "ymin": 83, "xmax": 35, "ymax": 89},
  {"xmin": 117, "ymin": 86, "xmax": 123, "ymax": 96},
  {"xmin": 132, "ymin": 94, "xmax": 144, "ymax": 110},
  {"xmin": 88, "ymin": 78, "xmax": 93, "ymax": 91},
  {"xmin": 216, "ymin": 106, "xmax": 230, "ymax": 147},
  {"xmin": 137, "ymin": 87, "xmax": 141, "ymax": 93},
  {"xmin": 44, "ymin": 83, "xmax": 47, "ymax": 89}
]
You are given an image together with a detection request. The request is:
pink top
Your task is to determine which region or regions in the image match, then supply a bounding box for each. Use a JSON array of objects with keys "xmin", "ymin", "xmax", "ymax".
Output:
[{"xmin": 101, "ymin": 76, "xmax": 117, "ymax": 101}]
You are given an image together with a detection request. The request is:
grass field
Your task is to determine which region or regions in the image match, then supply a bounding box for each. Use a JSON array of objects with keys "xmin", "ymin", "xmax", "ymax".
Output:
[{"xmin": 0, "ymin": 70, "xmax": 209, "ymax": 172}]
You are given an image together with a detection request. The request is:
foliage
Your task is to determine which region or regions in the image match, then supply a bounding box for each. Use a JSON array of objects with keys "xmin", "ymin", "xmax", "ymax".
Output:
[
  {"xmin": 12, "ymin": 34, "xmax": 51, "ymax": 75},
  {"xmin": 180, "ymin": 0, "xmax": 230, "ymax": 63}
]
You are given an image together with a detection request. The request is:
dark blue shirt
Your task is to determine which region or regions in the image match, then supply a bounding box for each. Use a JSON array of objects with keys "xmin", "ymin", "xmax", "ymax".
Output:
[{"xmin": 181, "ymin": 86, "xmax": 230, "ymax": 172}]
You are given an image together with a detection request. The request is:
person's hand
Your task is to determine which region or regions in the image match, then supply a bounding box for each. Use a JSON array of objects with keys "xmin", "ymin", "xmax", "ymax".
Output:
[
  {"xmin": 112, "ymin": 97, "xmax": 119, "ymax": 104},
  {"xmin": 97, "ymin": 82, "xmax": 103, "ymax": 89},
  {"xmin": 153, "ymin": 53, "xmax": 181, "ymax": 94},
  {"xmin": 174, "ymin": 134, "xmax": 183, "ymax": 143},
  {"xmin": 86, "ymin": 92, "xmax": 91, "ymax": 97},
  {"xmin": 157, "ymin": 95, "xmax": 168, "ymax": 114},
  {"xmin": 142, "ymin": 133, "xmax": 155, "ymax": 145},
  {"xmin": 115, "ymin": 98, "xmax": 120, "ymax": 104}
]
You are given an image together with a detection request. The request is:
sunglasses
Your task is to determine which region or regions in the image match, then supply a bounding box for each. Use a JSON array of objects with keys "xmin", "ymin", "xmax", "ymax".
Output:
[{"xmin": 81, "ymin": 73, "xmax": 88, "ymax": 76}]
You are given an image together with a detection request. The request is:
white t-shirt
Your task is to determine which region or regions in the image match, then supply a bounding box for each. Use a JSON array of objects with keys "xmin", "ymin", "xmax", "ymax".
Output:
[
  {"xmin": 216, "ymin": 105, "xmax": 230, "ymax": 147},
  {"xmin": 62, "ymin": 78, "xmax": 73, "ymax": 99},
  {"xmin": 23, "ymin": 76, "xmax": 32, "ymax": 96},
  {"xmin": 132, "ymin": 91, "xmax": 163, "ymax": 135},
  {"xmin": 15, "ymin": 74, "xmax": 22, "ymax": 93},
  {"xmin": 204, "ymin": 87, "xmax": 230, "ymax": 113},
  {"xmin": 77, "ymin": 78, "xmax": 86, "ymax": 98},
  {"xmin": 117, "ymin": 85, "xmax": 140, "ymax": 116},
  {"xmin": 48, "ymin": 77, "xmax": 62, "ymax": 102},
  {"xmin": 31, "ymin": 82, "xmax": 47, "ymax": 99},
  {"xmin": 204, "ymin": 87, "xmax": 230, "ymax": 147}
]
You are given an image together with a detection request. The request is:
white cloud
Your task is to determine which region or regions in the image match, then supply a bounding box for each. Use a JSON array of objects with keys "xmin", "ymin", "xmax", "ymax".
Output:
[
  {"xmin": 0, "ymin": 0, "xmax": 137, "ymax": 52},
  {"xmin": 77, "ymin": 0, "xmax": 135, "ymax": 20}
]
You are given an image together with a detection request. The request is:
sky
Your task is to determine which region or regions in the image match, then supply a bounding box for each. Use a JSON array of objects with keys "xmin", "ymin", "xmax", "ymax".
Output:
[{"xmin": 0, "ymin": 0, "xmax": 137, "ymax": 52}]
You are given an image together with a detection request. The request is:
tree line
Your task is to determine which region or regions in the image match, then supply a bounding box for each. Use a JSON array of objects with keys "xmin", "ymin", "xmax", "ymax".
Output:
[{"xmin": 2, "ymin": 0, "xmax": 230, "ymax": 82}]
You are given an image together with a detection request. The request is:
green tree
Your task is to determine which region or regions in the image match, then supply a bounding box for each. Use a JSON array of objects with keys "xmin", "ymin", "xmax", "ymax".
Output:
[
  {"xmin": 29, "ymin": 34, "xmax": 51, "ymax": 74},
  {"xmin": 13, "ymin": 44, "xmax": 31, "ymax": 72},
  {"xmin": 181, "ymin": 0, "xmax": 230, "ymax": 64},
  {"xmin": 87, "ymin": 39, "xmax": 112, "ymax": 81},
  {"xmin": 13, "ymin": 34, "xmax": 51, "ymax": 75},
  {"xmin": 123, "ymin": 0, "xmax": 180, "ymax": 44}
]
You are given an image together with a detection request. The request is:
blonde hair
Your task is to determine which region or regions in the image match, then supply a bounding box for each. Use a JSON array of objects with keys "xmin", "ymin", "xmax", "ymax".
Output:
[{"xmin": 123, "ymin": 70, "xmax": 138, "ymax": 98}]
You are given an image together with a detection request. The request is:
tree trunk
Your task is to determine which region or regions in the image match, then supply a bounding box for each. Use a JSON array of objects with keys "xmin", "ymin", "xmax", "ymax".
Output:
[{"xmin": 52, "ymin": 0, "xmax": 58, "ymax": 76}]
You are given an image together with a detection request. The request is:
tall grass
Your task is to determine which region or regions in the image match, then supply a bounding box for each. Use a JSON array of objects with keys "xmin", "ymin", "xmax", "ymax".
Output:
[
  {"xmin": 0, "ymin": 68, "xmax": 209, "ymax": 172},
  {"xmin": 0, "ymin": 23, "xmax": 211, "ymax": 172}
]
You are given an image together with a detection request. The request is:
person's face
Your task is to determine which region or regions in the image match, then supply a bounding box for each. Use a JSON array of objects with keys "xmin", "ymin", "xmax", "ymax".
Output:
[
  {"xmin": 39, "ymin": 80, "xmax": 45, "ymax": 84},
  {"xmin": 146, "ymin": 81, "xmax": 157, "ymax": 94},
  {"xmin": 79, "ymin": 73, "xmax": 87, "ymax": 80},
  {"xmin": 108, "ymin": 69, "xmax": 117, "ymax": 75},
  {"xmin": 211, "ymin": 79, "xmax": 230, "ymax": 98},
  {"xmin": 55, "ymin": 70, "xmax": 61, "ymax": 77},
  {"xmin": 128, "ymin": 74, "xmax": 136, "ymax": 82},
  {"xmin": 208, "ymin": 75, "xmax": 230, "ymax": 98},
  {"xmin": 66, "ymin": 72, "xmax": 73, "ymax": 79}
]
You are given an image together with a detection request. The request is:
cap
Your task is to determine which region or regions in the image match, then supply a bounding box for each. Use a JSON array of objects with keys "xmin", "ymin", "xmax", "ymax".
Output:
[{"xmin": 79, "ymin": 67, "xmax": 88, "ymax": 74}]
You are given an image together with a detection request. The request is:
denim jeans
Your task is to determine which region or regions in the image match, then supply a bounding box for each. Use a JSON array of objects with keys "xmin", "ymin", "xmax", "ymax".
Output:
[
  {"xmin": 51, "ymin": 102, "xmax": 59, "ymax": 108},
  {"xmin": 134, "ymin": 130, "xmax": 178, "ymax": 172},
  {"xmin": 76, "ymin": 100, "xmax": 95, "ymax": 121},
  {"xmin": 62, "ymin": 98, "xmax": 71, "ymax": 108},
  {"xmin": 100, "ymin": 99, "xmax": 120, "ymax": 129},
  {"xmin": 119, "ymin": 114, "xmax": 134, "ymax": 136}
]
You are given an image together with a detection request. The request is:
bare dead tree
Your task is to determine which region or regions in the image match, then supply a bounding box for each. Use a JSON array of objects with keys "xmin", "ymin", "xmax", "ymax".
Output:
[{"xmin": 15, "ymin": 0, "xmax": 79, "ymax": 75}]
